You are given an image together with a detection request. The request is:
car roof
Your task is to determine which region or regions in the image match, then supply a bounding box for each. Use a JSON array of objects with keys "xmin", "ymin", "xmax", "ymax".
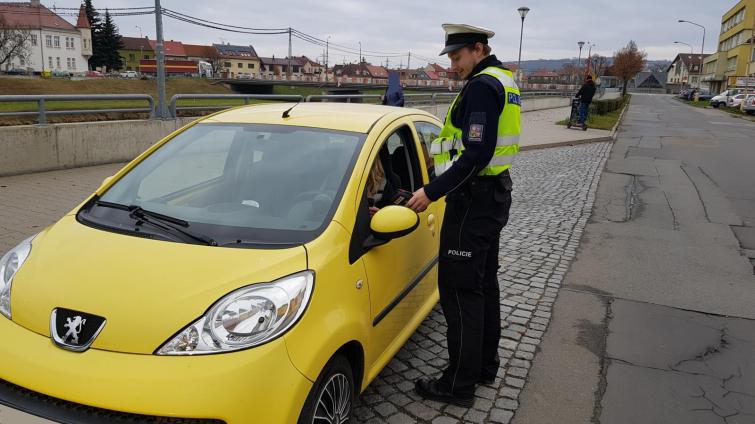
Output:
[{"xmin": 201, "ymin": 102, "xmax": 437, "ymax": 133}]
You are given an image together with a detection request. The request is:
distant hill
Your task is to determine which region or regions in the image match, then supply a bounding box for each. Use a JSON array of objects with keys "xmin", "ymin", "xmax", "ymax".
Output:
[{"xmin": 508, "ymin": 58, "xmax": 671, "ymax": 73}]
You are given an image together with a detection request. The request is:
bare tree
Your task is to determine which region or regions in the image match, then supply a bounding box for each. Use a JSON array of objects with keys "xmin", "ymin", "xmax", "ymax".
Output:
[
  {"xmin": 0, "ymin": 16, "xmax": 32, "ymax": 71},
  {"xmin": 591, "ymin": 54, "xmax": 609, "ymax": 78},
  {"xmin": 613, "ymin": 40, "xmax": 647, "ymax": 96}
]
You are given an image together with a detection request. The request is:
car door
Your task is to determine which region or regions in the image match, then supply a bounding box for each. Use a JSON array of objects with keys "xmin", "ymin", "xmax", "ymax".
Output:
[{"xmin": 357, "ymin": 119, "xmax": 439, "ymax": 372}]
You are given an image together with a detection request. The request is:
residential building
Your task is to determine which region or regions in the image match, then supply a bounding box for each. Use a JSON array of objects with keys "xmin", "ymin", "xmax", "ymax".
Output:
[
  {"xmin": 259, "ymin": 56, "xmax": 302, "ymax": 80},
  {"xmin": 332, "ymin": 62, "xmax": 388, "ymax": 85},
  {"xmin": 148, "ymin": 40, "xmax": 186, "ymax": 59},
  {"xmin": 119, "ymin": 36, "xmax": 153, "ymax": 71},
  {"xmin": 703, "ymin": 0, "xmax": 755, "ymax": 93},
  {"xmin": 214, "ymin": 44, "xmax": 261, "ymax": 78},
  {"xmin": 629, "ymin": 72, "xmax": 667, "ymax": 93},
  {"xmin": 526, "ymin": 70, "xmax": 561, "ymax": 89},
  {"xmin": 0, "ymin": 1, "xmax": 91, "ymax": 73},
  {"xmin": 183, "ymin": 44, "xmax": 217, "ymax": 63},
  {"xmin": 666, "ymin": 53, "xmax": 706, "ymax": 91},
  {"xmin": 295, "ymin": 56, "xmax": 324, "ymax": 81}
]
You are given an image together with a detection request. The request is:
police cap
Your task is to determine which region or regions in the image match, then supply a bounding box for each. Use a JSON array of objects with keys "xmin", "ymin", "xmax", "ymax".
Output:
[{"xmin": 440, "ymin": 23, "xmax": 495, "ymax": 56}]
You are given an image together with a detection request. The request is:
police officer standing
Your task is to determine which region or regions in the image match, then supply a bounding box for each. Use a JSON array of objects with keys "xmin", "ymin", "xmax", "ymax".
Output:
[{"xmin": 406, "ymin": 23, "xmax": 521, "ymax": 407}]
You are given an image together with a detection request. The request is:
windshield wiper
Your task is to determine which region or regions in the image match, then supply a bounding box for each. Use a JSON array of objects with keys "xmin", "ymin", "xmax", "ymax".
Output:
[{"xmin": 94, "ymin": 201, "xmax": 218, "ymax": 246}]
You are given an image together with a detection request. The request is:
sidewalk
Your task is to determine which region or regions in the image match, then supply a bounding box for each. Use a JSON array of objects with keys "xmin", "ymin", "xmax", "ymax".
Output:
[{"xmin": 520, "ymin": 106, "xmax": 611, "ymax": 149}]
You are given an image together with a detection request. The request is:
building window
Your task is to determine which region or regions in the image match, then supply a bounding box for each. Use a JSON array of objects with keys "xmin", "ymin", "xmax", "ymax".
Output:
[
  {"xmin": 20, "ymin": 57, "xmax": 25, "ymax": 66},
  {"xmin": 56, "ymin": 57, "xmax": 61, "ymax": 69},
  {"xmin": 66, "ymin": 58, "xmax": 71, "ymax": 69},
  {"xmin": 144, "ymin": 55, "xmax": 150, "ymax": 59},
  {"xmin": 238, "ymin": 63, "xmax": 243, "ymax": 68},
  {"xmin": 727, "ymin": 56, "xmax": 738, "ymax": 71},
  {"xmin": 129, "ymin": 54, "xmax": 135, "ymax": 61},
  {"xmin": 71, "ymin": 58, "xmax": 76, "ymax": 69},
  {"xmin": 45, "ymin": 35, "xmax": 52, "ymax": 48},
  {"xmin": 248, "ymin": 63, "xmax": 254, "ymax": 69},
  {"xmin": 53, "ymin": 36, "xmax": 60, "ymax": 48},
  {"xmin": 224, "ymin": 61, "xmax": 231, "ymax": 68},
  {"xmin": 48, "ymin": 56, "xmax": 53, "ymax": 68},
  {"xmin": 31, "ymin": 34, "xmax": 37, "ymax": 46}
]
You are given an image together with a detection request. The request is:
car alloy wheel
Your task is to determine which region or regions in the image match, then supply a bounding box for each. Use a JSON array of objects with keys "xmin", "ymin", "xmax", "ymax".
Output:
[{"xmin": 313, "ymin": 373, "xmax": 351, "ymax": 423}]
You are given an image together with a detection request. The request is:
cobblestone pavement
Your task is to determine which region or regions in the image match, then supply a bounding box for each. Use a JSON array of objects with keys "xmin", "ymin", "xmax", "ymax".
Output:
[
  {"xmin": 353, "ymin": 141, "xmax": 612, "ymax": 423},
  {"xmin": 0, "ymin": 141, "xmax": 612, "ymax": 423}
]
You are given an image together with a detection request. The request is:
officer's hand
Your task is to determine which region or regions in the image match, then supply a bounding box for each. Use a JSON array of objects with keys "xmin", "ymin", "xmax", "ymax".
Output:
[{"xmin": 407, "ymin": 188, "xmax": 432, "ymax": 213}]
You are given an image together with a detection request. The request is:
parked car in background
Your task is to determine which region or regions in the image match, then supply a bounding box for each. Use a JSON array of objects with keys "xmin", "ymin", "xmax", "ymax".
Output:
[
  {"xmin": 119, "ymin": 70, "xmax": 138, "ymax": 78},
  {"xmin": 742, "ymin": 96, "xmax": 755, "ymax": 115},
  {"xmin": 51, "ymin": 70, "xmax": 72, "ymax": 78},
  {"xmin": 711, "ymin": 89, "xmax": 745, "ymax": 108},
  {"xmin": 726, "ymin": 94, "xmax": 755, "ymax": 108},
  {"xmin": 85, "ymin": 70, "xmax": 104, "ymax": 78},
  {"xmin": 696, "ymin": 92, "xmax": 713, "ymax": 101},
  {"xmin": 4, "ymin": 68, "xmax": 28, "ymax": 75}
]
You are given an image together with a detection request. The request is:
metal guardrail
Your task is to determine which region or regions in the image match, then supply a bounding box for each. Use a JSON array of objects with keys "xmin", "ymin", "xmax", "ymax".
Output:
[
  {"xmin": 0, "ymin": 94, "xmax": 155, "ymax": 125},
  {"xmin": 169, "ymin": 94, "xmax": 304, "ymax": 118},
  {"xmin": 0, "ymin": 90, "xmax": 576, "ymax": 125},
  {"xmin": 305, "ymin": 94, "xmax": 383, "ymax": 103}
]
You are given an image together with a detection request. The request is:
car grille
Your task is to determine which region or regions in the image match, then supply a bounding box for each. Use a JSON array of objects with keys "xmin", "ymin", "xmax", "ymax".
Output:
[{"xmin": 0, "ymin": 378, "xmax": 225, "ymax": 424}]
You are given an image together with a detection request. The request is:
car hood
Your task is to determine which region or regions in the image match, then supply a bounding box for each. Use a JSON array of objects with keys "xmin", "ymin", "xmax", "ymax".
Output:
[{"xmin": 10, "ymin": 216, "xmax": 307, "ymax": 354}]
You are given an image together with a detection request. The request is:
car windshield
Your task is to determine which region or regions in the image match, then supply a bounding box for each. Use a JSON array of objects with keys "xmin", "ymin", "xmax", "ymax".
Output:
[{"xmin": 85, "ymin": 123, "xmax": 364, "ymax": 246}]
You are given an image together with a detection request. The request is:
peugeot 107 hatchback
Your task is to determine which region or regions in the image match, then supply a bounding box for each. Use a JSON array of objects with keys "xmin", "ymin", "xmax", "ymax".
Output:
[{"xmin": 0, "ymin": 102, "xmax": 446, "ymax": 423}]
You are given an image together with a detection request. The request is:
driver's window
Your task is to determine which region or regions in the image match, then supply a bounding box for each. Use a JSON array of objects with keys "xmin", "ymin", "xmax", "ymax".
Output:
[{"xmin": 363, "ymin": 126, "xmax": 424, "ymax": 211}]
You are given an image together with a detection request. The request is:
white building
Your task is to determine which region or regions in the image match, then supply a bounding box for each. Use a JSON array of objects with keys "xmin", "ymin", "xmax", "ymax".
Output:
[{"xmin": 0, "ymin": 0, "xmax": 92, "ymax": 73}]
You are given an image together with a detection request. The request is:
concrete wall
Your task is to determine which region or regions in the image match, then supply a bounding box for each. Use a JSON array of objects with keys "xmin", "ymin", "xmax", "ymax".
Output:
[
  {"xmin": 0, "ymin": 96, "xmax": 570, "ymax": 177},
  {"xmin": 0, "ymin": 118, "xmax": 196, "ymax": 177}
]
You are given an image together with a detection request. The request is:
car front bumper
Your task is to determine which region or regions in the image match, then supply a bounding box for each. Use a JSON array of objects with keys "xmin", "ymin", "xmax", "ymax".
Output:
[{"xmin": 0, "ymin": 317, "xmax": 312, "ymax": 424}]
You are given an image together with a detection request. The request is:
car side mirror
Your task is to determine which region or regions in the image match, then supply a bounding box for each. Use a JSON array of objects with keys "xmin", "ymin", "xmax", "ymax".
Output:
[{"xmin": 362, "ymin": 206, "xmax": 419, "ymax": 249}]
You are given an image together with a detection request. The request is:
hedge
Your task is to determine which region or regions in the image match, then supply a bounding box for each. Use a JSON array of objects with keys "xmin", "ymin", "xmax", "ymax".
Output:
[{"xmin": 590, "ymin": 94, "xmax": 629, "ymax": 115}]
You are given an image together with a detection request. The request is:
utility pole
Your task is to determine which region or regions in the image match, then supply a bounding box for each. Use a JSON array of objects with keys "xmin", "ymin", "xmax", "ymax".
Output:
[
  {"xmin": 326, "ymin": 35, "xmax": 330, "ymax": 83},
  {"xmin": 359, "ymin": 41, "xmax": 362, "ymax": 63},
  {"xmin": 407, "ymin": 52, "xmax": 411, "ymax": 69},
  {"xmin": 154, "ymin": 0, "xmax": 166, "ymax": 119},
  {"xmin": 287, "ymin": 28, "xmax": 292, "ymax": 80}
]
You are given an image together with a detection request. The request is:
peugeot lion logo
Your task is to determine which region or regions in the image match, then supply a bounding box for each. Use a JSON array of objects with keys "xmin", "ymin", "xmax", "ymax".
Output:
[
  {"xmin": 50, "ymin": 308, "xmax": 106, "ymax": 352},
  {"xmin": 62, "ymin": 316, "xmax": 86, "ymax": 344}
]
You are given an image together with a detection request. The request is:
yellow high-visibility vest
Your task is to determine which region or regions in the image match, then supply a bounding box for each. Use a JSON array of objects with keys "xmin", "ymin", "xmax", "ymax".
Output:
[{"xmin": 430, "ymin": 66, "xmax": 521, "ymax": 176}]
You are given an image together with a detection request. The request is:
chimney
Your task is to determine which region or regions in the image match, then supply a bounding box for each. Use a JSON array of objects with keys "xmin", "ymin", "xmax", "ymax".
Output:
[{"xmin": 31, "ymin": 0, "xmax": 40, "ymax": 6}]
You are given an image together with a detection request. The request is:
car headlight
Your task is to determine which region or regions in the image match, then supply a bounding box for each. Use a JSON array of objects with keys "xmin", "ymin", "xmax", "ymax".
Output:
[
  {"xmin": 0, "ymin": 235, "xmax": 36, "ymax": 319},
  {"xmin": 156, "ymin": 271, "xmax": 314, "ymax": 355}
]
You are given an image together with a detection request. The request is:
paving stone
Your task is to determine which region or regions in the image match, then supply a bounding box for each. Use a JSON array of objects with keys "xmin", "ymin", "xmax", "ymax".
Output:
[{"xmin": 488, "ymin": 408, "xmax": 515, "ymax": 423}]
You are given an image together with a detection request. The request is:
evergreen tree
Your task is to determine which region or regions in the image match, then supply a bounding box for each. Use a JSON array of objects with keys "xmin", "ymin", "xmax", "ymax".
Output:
[
  {"xmin": 96, "ymin": 10, "xmax": 125, "ymax": 71},
  {"xmin": 84, "ymin": 0, "xmax": 101, "ymax": 69}
]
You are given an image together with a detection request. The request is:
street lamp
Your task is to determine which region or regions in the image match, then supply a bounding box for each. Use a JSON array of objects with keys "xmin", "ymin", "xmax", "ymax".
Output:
[
  {"xmin": 678, "ymin": 19, "xmax": 706, "ymax": 92},
  {"xmin": 135, "ymin": 25, "xmax": 143, "ymax": 38},
  {"xmin": 517, "ymin": 6, "xmax": 530, "ymax": 83},
  {"xmin": 577, "ymin": 41, "xmax": 585, "ymax": 82}
]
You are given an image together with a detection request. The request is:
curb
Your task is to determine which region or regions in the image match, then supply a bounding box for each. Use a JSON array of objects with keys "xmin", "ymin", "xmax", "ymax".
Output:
[
  {"xmin": 520, "ymin": 136, "xmax": 613, "ymax": 152},
  {"xmin": 525, "ymin": 96, "xmax": 631, "ymax": 152}
]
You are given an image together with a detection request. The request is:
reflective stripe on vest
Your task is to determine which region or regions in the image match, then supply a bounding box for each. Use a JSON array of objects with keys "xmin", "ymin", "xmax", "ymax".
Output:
[{"xmin": 431, "ymin": 66, "xmax": 521, "ymax": 177}]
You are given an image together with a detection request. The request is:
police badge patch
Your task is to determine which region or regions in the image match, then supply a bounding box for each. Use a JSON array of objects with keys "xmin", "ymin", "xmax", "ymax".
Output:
[{"xmin": 468, "ymin": 124, "xmax": 484, "ymax": 142}]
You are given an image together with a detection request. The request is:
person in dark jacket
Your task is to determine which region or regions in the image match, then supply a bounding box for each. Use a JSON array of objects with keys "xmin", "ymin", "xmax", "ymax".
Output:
[
  {"xmin": 382, "ymin": 71, "xmax": 405, "ymax": 107},
  {"xmin": 575, "ymin": 75, "xmax": 596, "ymax": 125}
]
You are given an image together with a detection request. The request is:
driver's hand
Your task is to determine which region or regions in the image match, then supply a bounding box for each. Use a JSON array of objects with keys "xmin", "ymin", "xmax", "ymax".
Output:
[
  {"xmin": 369, "ymin": 206, "xmax": 379, "ymax": 216},
  {"xmin": 406, "ymin": 188, "xmax": 432, "ymax": 213}
]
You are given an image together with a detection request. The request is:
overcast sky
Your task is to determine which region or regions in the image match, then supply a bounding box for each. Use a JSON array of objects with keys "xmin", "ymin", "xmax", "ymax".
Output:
[{"xmin": 51, "ymin": 0, "xmax": 727, "ymax": 67}]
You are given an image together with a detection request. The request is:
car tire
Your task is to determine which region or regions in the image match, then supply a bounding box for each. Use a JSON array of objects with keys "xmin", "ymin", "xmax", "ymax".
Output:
[
  {"xmin": 298, "ymin": 354, "xmax": 355, "ymax": 424},
  {"xmin": 711, "ymin": 103, "xmax": 720, "ymax": 108}
]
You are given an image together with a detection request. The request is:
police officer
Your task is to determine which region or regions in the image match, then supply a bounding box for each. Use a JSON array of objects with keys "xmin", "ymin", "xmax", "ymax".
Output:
[{"xmin": 406, "ymin": 23, "xmax": 521, "ymax": 407}]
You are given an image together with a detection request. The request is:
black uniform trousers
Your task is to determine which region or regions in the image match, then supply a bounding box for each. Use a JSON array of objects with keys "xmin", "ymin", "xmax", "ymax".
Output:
[{"xmin": 437, "ymin": 175, "xmax": 512, "ymax": 398}]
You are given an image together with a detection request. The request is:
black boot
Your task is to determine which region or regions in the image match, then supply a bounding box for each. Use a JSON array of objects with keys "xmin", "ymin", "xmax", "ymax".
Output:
[{"xmin": 415, "ymin": 378, "xmax": 475, "ymax": 408}]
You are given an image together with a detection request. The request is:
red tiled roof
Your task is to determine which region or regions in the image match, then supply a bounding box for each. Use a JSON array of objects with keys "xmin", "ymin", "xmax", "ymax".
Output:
[
  {"xmin": 75, "ymin": 5, "xmax": 89, "ymax": 28},
  {"xmin": 427, "ymin": 63, "xmax": 445, "ymax": 72},
  {"xmin": 364, "ymin": 64, "xmax": 388, "ymax": 78},
  {"xmin": 148, "ymin": 40, "xmax": 186, "ymax": 57},
  {"xmin": 183, "ymin": 44, "xmax": 217, "ymax": 58},
  {"xmin": 424, "ymin": 70, "xmax": 440, "ymax": 80},
  {"xmin": 121, "ymin": 36, "xmax": 152, "ymax": 51},
  {"xmin": 0, "ymin": 2, "xmax": 75, "ymax": 30}
]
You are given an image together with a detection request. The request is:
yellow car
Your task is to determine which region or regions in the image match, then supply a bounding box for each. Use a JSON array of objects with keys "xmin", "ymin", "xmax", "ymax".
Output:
[{"xmin": 0, "ymin": 102, "xmax": 445, "ymax": 423}]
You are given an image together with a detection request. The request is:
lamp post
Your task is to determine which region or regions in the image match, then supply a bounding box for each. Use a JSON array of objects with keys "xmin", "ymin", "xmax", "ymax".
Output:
[
  {"xmin": 678, "ymin": 19, "xmax": 705, "ymax": 96},
  {"xmin": 517, "ymin": 6, "xmax": 530, "ymax": 83},
  {"xmin": 577, "ymin": 41, "xmax": 585, "ymax": 83},
  {"xmin": 674, "ymin": 41, "xmax": 693, "ymax": 92}
]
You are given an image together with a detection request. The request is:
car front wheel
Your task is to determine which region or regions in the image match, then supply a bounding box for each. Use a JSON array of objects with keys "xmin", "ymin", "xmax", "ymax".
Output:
[{"xmin": 299, "ymin": 354, "xmax": 354, "ymax": 424}]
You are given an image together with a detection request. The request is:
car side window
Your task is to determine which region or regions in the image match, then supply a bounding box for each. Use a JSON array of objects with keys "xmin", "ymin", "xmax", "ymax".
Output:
[{"xmin": 414, "ymin": 121, "xmax": 441, "ymax": 181}]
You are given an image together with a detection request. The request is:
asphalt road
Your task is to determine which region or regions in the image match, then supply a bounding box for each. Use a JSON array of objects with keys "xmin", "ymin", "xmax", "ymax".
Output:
[{"xmin": 515, "ymin": 94, "xmax": 755, "ymax": 424}]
